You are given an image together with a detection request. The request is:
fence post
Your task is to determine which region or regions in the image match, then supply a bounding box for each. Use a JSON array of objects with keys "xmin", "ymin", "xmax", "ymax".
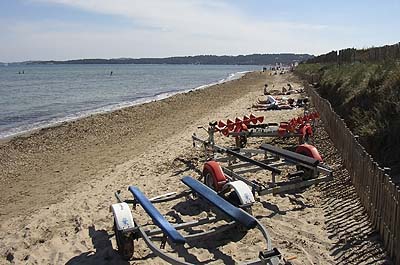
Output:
[{"xmin": 302, "ymin": 81, "xmax": 400, "ymax": 264}]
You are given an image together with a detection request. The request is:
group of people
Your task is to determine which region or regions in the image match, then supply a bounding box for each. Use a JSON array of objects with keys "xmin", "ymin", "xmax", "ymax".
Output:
[
  {"xmin": 253, "ymin": 83, "xmax": 308, "ymax": 111},
  {"xmin": 263, "ymin": 83, "xmax": 303, "ymax": 96}
]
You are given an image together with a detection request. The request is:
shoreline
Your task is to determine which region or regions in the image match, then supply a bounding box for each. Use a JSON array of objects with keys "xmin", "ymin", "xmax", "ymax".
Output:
[
  {"xmin": 0, "ymin": 70, "xmax": 389, "ymax": 264},
  {"xmin": 0, "ymin": 70, "xmax": 251, "ymax": 143},
  {"xmin": 0, "ymin": 70, "xmax": 269, "ymax": 220}
]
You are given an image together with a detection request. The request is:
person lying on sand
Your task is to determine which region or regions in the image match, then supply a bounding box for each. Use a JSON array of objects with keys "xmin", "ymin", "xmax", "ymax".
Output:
[
  {"xmin": 252, "ymin": 95, "xmax": 300, "ymax": 111},
  {"xmin": 253, "ymin": 95, "xmax": 279, "ymax": 110},
  {"xmin": 264, "ymin": 84, "xmax": 304, "ymax": 96}
]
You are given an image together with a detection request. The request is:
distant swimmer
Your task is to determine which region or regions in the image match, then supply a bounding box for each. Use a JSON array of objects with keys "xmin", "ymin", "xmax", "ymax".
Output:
[
  {"xmin": 22, "ymin": 70, "xmax": 24, "ymax": 74},
  {"xmin": 110, "ymin": 71, "xmax": 113, "ymax": 76}
]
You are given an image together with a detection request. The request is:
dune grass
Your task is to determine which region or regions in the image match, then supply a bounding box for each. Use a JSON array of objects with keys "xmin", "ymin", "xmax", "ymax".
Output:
[{"xmin": 296, "ymin": 61, "xmax": 400, "ymax": 176}]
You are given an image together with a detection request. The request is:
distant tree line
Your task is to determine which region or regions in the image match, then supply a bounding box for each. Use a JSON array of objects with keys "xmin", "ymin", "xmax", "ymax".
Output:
[
  {"xmin": 26, "ymin": 54, "xmax": 313, "ymax": 65},
  {"xmin": 306, "ymin": 42, "xmax": 400, "ymax": 64}
]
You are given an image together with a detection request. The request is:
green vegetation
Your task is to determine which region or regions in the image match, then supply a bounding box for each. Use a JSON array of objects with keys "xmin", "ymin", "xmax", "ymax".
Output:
[{"xmin": 296, "ymin": 62, "xmax": 400, "ymax": 175}]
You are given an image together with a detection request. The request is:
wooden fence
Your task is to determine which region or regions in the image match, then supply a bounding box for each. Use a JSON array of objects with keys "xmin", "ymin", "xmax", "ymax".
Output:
[
  {"xmin": 304, "ymin": 83, "xmax": 400, "ymax": 264},
  {"xmin": 307, "ymin": 42, "xmax": 400, "ymax": 64}
]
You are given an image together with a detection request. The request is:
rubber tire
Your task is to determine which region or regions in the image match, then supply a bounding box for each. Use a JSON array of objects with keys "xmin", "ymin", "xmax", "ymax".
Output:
[
  {"xmin": 226, "ymin": 191, "xmax": 253, "ymax": 215},
  {"xmin": 114, "ymin": 220, "xmax": 134, "ymax": 260},
  {"xmin": 203, "ymin": 167, "xmax": 217, "ymax": 191},
  {"xmin": 235, "ymin": 136, "xmax": 247, "ymax": 148},
  {"xmin": 296, "ymin": 152, "xmax": 317, "ymax": 180},
  {"xmin": 227, "ymin": 191, "xmax": 241, "ymax": 206}
]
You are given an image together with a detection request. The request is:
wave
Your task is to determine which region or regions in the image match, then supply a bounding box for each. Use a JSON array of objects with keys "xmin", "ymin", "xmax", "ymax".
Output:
[{"xmin": 0, "ymin": 70, "xmax": 253, "ymax": 140}]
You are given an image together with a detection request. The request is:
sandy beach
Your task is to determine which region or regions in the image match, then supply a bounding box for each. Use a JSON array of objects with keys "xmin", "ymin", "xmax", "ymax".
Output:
[{"xmin": 0, "ymin": 71, "xmax": 389, "ymax": 264}]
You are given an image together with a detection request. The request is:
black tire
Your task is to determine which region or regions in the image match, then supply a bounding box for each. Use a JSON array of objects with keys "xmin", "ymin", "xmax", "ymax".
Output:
[
  {"xmin": 235, "ymin": 136, "xmax": 247, "ymax": 148},
  {"xmin": 227, "ymin": 191, "xmax": 240, "ymax": 206},
  {"xmin": 114, "ymin": 220, "xmax": 134, "ymax": 260},
  {"xmin": 227, "ymin": 191, "xmax": 253, "ymax": 215},
  {"xmin": 296, "ymin": 152, "xmax": 318, "ymax": 180},
  {"xmin": 203, "ymin": 168, "xmax": 217, "ymax": 191},
  {"xmin": 296, "ymin": 164, "xmax": 314, "ymax": 180}
]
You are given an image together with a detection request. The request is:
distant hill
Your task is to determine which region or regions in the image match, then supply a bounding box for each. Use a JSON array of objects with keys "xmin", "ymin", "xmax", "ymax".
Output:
[{"xmin": 25, "ymin": 54, "xmax": 313, "ymax": 65}]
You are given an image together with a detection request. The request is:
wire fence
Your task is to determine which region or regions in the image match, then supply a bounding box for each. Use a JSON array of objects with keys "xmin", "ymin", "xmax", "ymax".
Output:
[{"xmin": 301, "ymin": 77, "xmax": 400, "ymax": 264}]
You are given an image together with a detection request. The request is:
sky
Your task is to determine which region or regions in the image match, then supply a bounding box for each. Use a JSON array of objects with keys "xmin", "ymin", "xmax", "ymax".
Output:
[{"xmin": 1, "ymin": 0, "xmax": 399, "ymax": 62}]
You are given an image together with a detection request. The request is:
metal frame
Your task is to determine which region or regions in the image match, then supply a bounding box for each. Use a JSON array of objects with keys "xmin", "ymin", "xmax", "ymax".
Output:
[
  {"xmin": 228, "ymin": 126, "xmax": 306, "ymax": 147},
  {"xmin": 210, "ymin": 114, "xmax": 318, "ymax": 148},
  {"xmin": 114, "ymin": 187, "xmax": 281, "ymax": 265},
  {"xmin": 215, "ymin": 122, "xmax": 309, "ymax": 148},
  {"xmin": 192, "ymin": 133, "xmax": 333, "ymax": 196},
  {"xmin": 230, "ymin": 121, "xmax": 304, "ymax": 137}
]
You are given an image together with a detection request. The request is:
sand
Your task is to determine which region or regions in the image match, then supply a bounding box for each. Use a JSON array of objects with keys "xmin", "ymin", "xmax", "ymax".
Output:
[{"xmin": 0, "ymin": 71, "xmax": 390, "ymax": 264}]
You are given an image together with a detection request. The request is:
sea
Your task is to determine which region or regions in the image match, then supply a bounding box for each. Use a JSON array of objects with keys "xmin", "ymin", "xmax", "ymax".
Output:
[{"xmin": 0, "ymin": 64, "xmax": 262, "ymax": 139}]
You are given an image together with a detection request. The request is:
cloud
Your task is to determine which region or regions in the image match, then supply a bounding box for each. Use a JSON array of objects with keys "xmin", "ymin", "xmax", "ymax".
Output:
[
  {"xmin": 1, "ymin": 0, "xmax": 340, "ymax": 61},
  {"xmin": 34, "ymin": 0, "xmax": 328, "ymax": 35}
]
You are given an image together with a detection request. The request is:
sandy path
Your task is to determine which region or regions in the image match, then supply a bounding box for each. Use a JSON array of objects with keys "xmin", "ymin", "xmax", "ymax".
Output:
[{"xmin": 0, "ymin": 71, "xmax": 389, "ymax": 264}]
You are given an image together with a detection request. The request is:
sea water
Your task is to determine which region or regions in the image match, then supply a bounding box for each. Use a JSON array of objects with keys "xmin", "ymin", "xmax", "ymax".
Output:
[{"xmin": 0, "ymin": 64, "xmax": 261, "ymax": 139}]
